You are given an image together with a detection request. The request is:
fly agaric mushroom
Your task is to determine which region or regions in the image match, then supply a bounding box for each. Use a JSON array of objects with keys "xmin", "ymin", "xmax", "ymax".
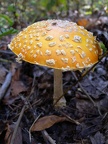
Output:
[{"xmin": 8, "ymin": 20, "xmax": 102, "ymax": 108}]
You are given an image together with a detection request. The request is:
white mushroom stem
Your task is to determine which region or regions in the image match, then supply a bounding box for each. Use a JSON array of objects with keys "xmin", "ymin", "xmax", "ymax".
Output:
[{"xmin": 53, "ymin": 69, "xmax": 66, "ymax": 108}]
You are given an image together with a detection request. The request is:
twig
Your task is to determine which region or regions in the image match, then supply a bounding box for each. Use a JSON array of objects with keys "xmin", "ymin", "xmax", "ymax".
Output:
[
  {"xmin": 29, "ymin": 114, "xmax": 42, "ymax": 142},
  {"xmin": 59, "ymin": 110, "xmax": 80, "ymax": 125},
  {"xmin": 10, "ymin": 89, "xmax": 38, "ymax": 144},
  {"xmin": 0, "ymin": 50, "xmax": 13, "ymax": 55},
  {"xmin": 29, "ymin": 113, "xmax": 56, "ymax": 144},
  {"xmin": 0, "ymin": 58, "xmax": 12, "ymax": 63},
  {"xmin": 10, "ymin": 105, "xmax": 26, "ymax": 144},
  {"xmin": 42, "ymin": 130, "xmax": 56, "ymax": 144},
  {"xmin": 72, "ymin": 72, "xmax": 96, "ymax": 106},
  {"xmin": 9, "ymin": 65, "xmax": 44, "ymax": 144},
  {"xmin": 0, "ymin": 71, "xmax": 12, "ymax": 100},
  {"xmin": 72, "ymin": 72, "xmax": 102, "ymax": 115},
  {"xmin": 88, "ymin": 73, "xmax": 108, "ymax": 95},
  {"xmin": 54, "ymin": 51, "xmax": 108, "ymax": 106}
]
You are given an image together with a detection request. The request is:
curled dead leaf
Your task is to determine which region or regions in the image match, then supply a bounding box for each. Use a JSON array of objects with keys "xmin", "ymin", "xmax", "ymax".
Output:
[
  {"xmin": 10, "ymin": 63, "xmax": 27, "ymax": 96},
  {"xmin": 77, "ymin": 18, "xmax": 89, "ymax": 28},
  {"xmin": 4, "ymin": 124, "xmax": 22, "ymax": 144},
  {"xmin": 30, "ymin": 115, "xmax": 68, "ymax": 132},
  {"xmin": 11, "ymin": 80, "xmax": 27, "ymax": 96}
]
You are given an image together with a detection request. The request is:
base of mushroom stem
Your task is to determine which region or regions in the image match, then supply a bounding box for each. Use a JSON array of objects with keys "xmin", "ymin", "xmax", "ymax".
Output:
[{"xmin": 53, "ymin": 96, "xmax": 66, "ymax": 108}]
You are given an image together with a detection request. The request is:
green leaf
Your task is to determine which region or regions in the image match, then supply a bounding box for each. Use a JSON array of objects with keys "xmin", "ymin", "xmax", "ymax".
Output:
[
  {"xmin": 47, "ymin": 0, "xmax": 56, "ymax": 10},
  {"xmin": 8, "ymin": 4, "xmax": 16, "ymax": 12},
  {"xmin": 99, "ymin": 42, "xmax": 107, "ymax": 52},
  {"xmin": 0, "ymin": 27, "xmax": 18, "ymax": 38},
  {"xmin": 0, "ymin": 14, "xmax": 14, "ymax": 26},
  {"xmin": 1, "ymin": 28, "xmax": 6, "ymax": 33}
]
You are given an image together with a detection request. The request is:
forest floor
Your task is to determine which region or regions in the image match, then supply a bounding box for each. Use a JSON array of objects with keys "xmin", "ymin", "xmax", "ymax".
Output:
[{"xmin": 0, "ymin": 17, "xmax": 108, "ymax": 144}]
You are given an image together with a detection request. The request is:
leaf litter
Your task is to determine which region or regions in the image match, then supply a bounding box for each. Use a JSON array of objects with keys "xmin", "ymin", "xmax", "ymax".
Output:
[{"xmin": 0, "ymin": 17, "xmax": 108, "ymax": 144}]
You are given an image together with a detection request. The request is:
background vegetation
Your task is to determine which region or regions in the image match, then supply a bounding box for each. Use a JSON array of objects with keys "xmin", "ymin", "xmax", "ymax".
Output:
[{"xmin": 0, "ymin": 0, "xmax": 108, "ymax": 37}]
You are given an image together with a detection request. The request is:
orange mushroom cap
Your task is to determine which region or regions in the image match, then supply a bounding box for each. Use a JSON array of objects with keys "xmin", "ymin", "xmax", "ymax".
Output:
[{"xmin": 8, "ymin": 19, "xmax": 102, "ymax": 71}]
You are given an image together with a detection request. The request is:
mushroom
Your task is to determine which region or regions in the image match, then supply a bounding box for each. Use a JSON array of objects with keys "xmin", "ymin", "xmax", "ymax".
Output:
[{"xmin": 8, "ymin": 20, "xmax": 102, "ymax": 108}]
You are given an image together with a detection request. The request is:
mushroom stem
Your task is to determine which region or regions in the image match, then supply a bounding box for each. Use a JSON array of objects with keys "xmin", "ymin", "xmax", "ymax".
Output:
[{"xmin": 53, "ymin": 69, "xmax": 66, "ymax": 108}]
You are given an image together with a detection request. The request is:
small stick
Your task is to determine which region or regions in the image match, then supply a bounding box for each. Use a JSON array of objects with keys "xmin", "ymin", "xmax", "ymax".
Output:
[
  {"xmin": 29, "ymin": 114, "xmax": 42, "ymax": 142},
  {"xmin": 59, "ymin": 110, "xmax": 80, "ymax": 125},
  {"xmin": 0, "ymin": 58, "xmax": 12, "ymax": 63},
  {"xmin": 72, "ymin": 72, "xmax": 96, "ymax": 106},
  {"xmin": 0, "ymin": 50, "xmax": 13, "ymax": 55},
  {"xmin": 0, "ymin": 71, "xmax": 12, "ymax": 100},
  {"xmin": 10, "ymin": 105, "xmax": 26, "ymax": 144},
  {"xmin": 42, "ymin": 130, "xmax": 56, "ymax": 144},
  {"xmin": 72, "ymin": 72, "xmax": 102, "ymax": 115},
  {"xmin": 54, "ymin": 51, "xmax": 108, "ymax": 106},
  {"xmin": 10, "ymin": 66, "xmax": 42, "ymax": 144}
]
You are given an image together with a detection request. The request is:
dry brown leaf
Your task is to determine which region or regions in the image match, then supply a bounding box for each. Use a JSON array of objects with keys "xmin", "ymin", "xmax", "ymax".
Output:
[
  {"xmin": 76, "ymin": 98, "xmax": 95, "ymax": 117},
  {"xmin": 3, "ymin": 87, "xmax": 17, "ymax": 105},
  {"xmin": 11, "ymin": 80, "xmax": 27, "ymax": 96},
  {"xmin": 11, "ymin": 62, "xmax": 19, "ymax": 77},
  {"xmin": 3, "ymin": 80, "xmax": 27, "ymax": 104},
  {"xmin": 90, "ymin": 131, "xmax": 105, "ymax": 144},
  {"xmin": 77, "ymin": 18, "xmax": 90, "ymax": 27},
  {"xmin": 30, "ymin": 115, "xmax": 68, "ymax": 131},
  {"xmin": 0, "ymin": 120, "xmax": 7, "ymax": 135},
  {"xmin": 4, "ymin": 124, "xmax": 22, "ymax": 144},
  {"xmin": 10, "ymin": 63, "xmax": 27, "ymax": 96},
  {"xmin": 3, "ymin": 63, "xmax": 27, "ymax": 104},
  {"xmin": 11, "ymin": 63, "xmax": 21, "ymax": 81}
]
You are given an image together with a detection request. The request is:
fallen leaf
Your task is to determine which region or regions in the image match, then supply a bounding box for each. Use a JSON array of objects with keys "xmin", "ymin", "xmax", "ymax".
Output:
[
  {"xmin": 0, "ymin": 120, "xmax": 7, "ymax": 135},
  {"xmin": 3, "ymin": 78, "xmax": 27, "ymax": 105},
  {"xmin": 3, "ymin": 63, "xmax": 27, "ymax": 105},
  {"xmin": 90, "ymin": 131, "xmax": 105, "ymax": 144},
  {"xmin": 4, "ymin": 124, "xmax": 22, "ymax": 144},
  {"xmin": 11, "ymin": 62, "xmax": 21, "ymax": 81},
  {"xmin": 30, "ymin": 115, "xmax": 68, "ymax": 131},
  {"xmin": 10, "ymin": 63, "xmax": 27, "ymax": 96},
  {"xmin": 77, "ymin": 18, "xmax": 89, "ymax": 28},
  {"xmin": 76, "ymin": 98, "xmax": 96, "ymax": 117},
  {"xmin": 11, "ymin": 80, "xmax": 27, "ymax": 96},
  {"xmin": 81, "ymin": 77, "xmax": 108, "ymax": 99},
  {"xmin": 3, "ymin": 80, "xmax": 27, "ymax": 105},
  {"xmin": 0, "ymin": 65, "xmax": 8, "ymax": 84}
]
